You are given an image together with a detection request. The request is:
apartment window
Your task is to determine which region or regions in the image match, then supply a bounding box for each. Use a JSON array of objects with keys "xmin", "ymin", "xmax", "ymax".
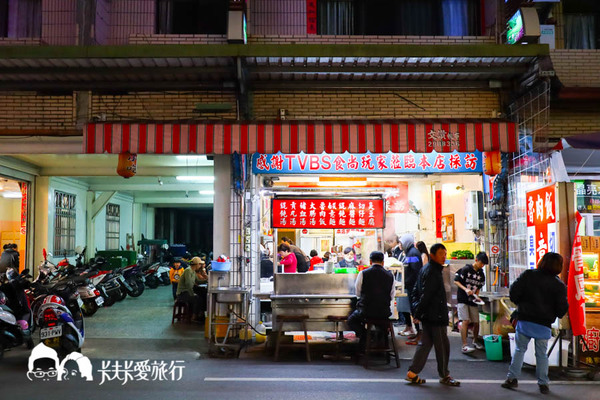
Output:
[
  {"xmin": 156, "ymin": 0, "xmax": 228, "ymax": 34},
  {"xmin": 0, "ymin": 0, "xmax": 42, "ymax": 38},
  {"xmin": 563, "ymin": 2, "xmax": 600, "ymax": 49},
  {"xmin": 317, "ymin": 0, "xmax": 480, "ymax": 36},
  {"xmin": 106, "ymin": 204, "xmax": 120, "ymax": 251},
  {"xmin": 54, "ymin": 191, "xmax": 76, "ymax": 257}
]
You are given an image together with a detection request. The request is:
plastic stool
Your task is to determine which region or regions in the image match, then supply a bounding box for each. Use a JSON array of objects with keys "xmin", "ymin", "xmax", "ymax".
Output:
[
  {"xmin": 274, "ymin": 315, "xmax": 311, "ymax": 362},
  {"xmin": 363, "ymin": 319, "xmax": 400, "ymax": 369},
  {"xmin": 327, "ymin": 315, "xmax": 348, "ymax": 360},
  {"xmin": 172, "ymin": 300, "xmax": 191, "ymax": 324}
]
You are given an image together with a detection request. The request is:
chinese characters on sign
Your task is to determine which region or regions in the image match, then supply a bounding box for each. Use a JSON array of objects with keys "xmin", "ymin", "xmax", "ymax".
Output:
[
  {"xmin": 427, "ymin": 129, "xmax": 460, "ymax": 149},
  {"xmin": 306, "ymin": 0, "xmax": 317, "ymax": 34},
  {"xmin": 252, "ymin": 151, "xmax": 482, "ymax": 174},
  {"xmin": 19, "ymin": 182, "xmax": 27, "ymax": 235},
  {"xmin": 526, "ymin": 185, "xmax": 557, "ymax": 269},
  {"xmin": 272, "ymin": 199, "xmax": 385, "ymax": 229},
  {"xmin": 575, "ymin": 180, "xmax": 600, "ymax": 214}
]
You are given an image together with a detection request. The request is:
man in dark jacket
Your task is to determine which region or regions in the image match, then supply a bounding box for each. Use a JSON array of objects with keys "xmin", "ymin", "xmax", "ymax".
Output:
[
  {"xmin": 406, "ymin": 243, "xmax": 460, "ymax": 387},
  {"xmin": 0, "ymin": 243, "xmax": 19, "ymax": 274},
  {"xmin": 347, "ymin": 251, "xmax": 395, "ymax": 349},
  {"xmin": 401, "ymin": 234, "xmax": 423, "ymax": 341},
  {"xmin": 502, "ymin": 252, "xmax": 568, "ymax": 394}
]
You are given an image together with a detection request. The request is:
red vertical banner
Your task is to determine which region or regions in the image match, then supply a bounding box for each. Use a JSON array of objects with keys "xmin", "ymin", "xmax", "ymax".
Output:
[
  {"xmin": 435, "ymin": 190, "xmax": 442, "ymax": 238},
  {"xmin": 19, "ymin": 183, "xmax": 27, "ymax": 235},
  {"xmin": 568, "ymin": 212, "xmax": 587, "ymax": 336},
  {"xmin": 306, "ymin": 0, "xmax": 317, "ymax": 34}
]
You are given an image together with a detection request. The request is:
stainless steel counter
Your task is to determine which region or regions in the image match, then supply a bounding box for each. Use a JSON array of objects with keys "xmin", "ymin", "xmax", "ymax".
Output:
[{"xmin": 272, "ymin": 273, "xmax": 357, "ymax": 331}]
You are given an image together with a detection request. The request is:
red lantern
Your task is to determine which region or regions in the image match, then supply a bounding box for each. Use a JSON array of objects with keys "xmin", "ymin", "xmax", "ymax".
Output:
[
  {"xmin": 483, "ymin": 151, "xmax": 502, "ymax": 176},
  {"xmin": 117, "ymin": 152, "xmax": 137, "ymax": 178}
]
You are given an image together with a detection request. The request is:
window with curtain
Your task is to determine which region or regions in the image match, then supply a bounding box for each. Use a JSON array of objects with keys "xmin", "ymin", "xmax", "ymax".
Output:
[
  {"xmin": 564, "ymin": 14, "xmax": 597, "ymax": 49},
  {"xmin": 318, "ymin": 0, "xmax": 480, "ymax": 36},
  {"xmin": 54, "ymin": 191, "xmax": 77, "ymax": 257},
  {"xmin": 441, "ymin": 0, "xmax": 480, "ymax": 36},
  {"xmin": 0, "ymin": 0, "xmax": 41, "ymax": 38},
  {"xmin": 156, "ymin": 0, "xmax": 228, "ymax": 34},
  {"xmin": 317, "ymin": 0, "xmax": 354, "ymax": 35},
  {"xmin": 105, "ymin": 204, "xmax": 120, "ymax": 251},
  {"xmin": 0, "ymin": 0, "xmax": 8, "ymax": 37}
]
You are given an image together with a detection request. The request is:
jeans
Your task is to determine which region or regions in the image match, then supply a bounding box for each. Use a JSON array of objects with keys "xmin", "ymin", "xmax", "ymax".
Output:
[
  {"xmin": 171, "ymin": 283, "xmax": 178, "ymax": 300},
  {"xmin": 408, "ymin": 323, "xmax": 450, "ymax": 378},
  {"xmin": 507, "ymin": 330, "xmax": 549, "ymax": 385}
]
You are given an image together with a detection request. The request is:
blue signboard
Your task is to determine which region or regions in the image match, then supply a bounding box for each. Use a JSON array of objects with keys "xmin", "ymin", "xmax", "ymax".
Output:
[{"xmin": 252, "ymin": 151, "xmax": 482, "ymax": 174}]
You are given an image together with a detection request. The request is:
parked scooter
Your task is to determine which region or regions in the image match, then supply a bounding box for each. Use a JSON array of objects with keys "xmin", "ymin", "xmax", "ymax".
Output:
[
  {"xmin": 0, "ymin": 269, "xmax": 34, "ymax": 358},
  {"xmin": 34, "ymin": 280, "xmax": 85, "ymax": 356}
]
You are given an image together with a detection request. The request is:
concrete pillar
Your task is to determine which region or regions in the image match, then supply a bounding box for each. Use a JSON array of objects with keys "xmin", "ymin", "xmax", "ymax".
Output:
[
  {"xmin": 146, "ymin": 207, "xmax": 155, "ymax": 239},
  {"xmin": 132, "ymin": 203, "xmax": 143, "ymax": 252},
  {"xmin": 33, "ymin": 177, "xmax": 50, "ymax": 276},
  {"xmin": 169, "ymin": 209, "xmax": 175, "ymax": 244},
  {"xmin": 213, "ymin": 155, "xmax": 231, "ymax": 258}
]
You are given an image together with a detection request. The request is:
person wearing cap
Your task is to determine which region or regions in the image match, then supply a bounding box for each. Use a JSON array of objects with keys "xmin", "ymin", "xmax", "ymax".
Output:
[
  {"xmin": 169, "ymin": 258, "xmax": 185, "ymax": 300},
  {"xmin": 176, "ymin": 256, "xmax": 205, "ymax": 322}
]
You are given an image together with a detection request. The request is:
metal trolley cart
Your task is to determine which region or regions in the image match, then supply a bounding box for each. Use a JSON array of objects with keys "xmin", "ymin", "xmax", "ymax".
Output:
[{"xmin": 207, "ymin": 271, "xmax": 251, "ymax": 358}]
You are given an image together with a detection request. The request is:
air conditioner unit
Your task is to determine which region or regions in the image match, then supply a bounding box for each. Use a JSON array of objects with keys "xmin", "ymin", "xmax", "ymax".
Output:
[{"xmin": 465, "ymin": 191, "xmax": 484, "ymax": 230}]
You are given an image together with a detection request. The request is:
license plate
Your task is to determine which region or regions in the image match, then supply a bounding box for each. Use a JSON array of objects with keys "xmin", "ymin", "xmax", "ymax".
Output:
[
  {"xmin": 77, "ymin": 298, "xmax": 83, "ymax": 308},
  {"xmin": 40, "ymin": 325, "xmax": 62, "ymax": 339},
  {"xmin": 95, "ymin": 297, "xmax": 104, "ymax": 306},
  {"xmin": 118, "ymin": 275, "xmax": 126, "ymax": 283},
  {"xmin": 123, "ymin": 282, "xmax": 132, "ymax": 291},
  {"xmin": 140, "ymin": 276, "xmax": 146, "ymax": 283}
]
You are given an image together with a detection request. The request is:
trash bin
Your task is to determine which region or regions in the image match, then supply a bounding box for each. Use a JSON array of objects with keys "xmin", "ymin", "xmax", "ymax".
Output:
[{"xmin": 484, "ymin": 334, "xmax": 503, "ymax": 361}]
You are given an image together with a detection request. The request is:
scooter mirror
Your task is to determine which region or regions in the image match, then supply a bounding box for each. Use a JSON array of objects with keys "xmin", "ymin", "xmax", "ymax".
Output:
[{"xmin": 75, "ymin": 245, "xmax": 84, "ymax": 255}]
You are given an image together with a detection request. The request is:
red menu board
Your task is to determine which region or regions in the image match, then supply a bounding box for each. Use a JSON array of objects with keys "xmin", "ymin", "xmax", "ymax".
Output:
[
  {"xmin": 526, "ymin": 184, "xmax": 557, "ymax": 268},
  {"xmin": 272, "ymin": 199, "xmax": 385, "ymax": 229}
]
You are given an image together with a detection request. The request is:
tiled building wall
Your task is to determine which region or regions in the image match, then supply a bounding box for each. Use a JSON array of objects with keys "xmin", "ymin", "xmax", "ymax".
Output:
[
  {"xmin": 551, "ymin": 50, "xmax": 600, "ymax": 88},
  {"xmin": 549, "ymin": 109, "xmax": 600, "ymax": 141},
  {"xmin": 0, "ymin": 89, "xmax": 500, "ymax": 132},
  {"xmin": 252, "ymin": 90, "xmax": 500, "ymax": 120},
  {"xmin": 109, "ymin": 0, "xmax": 155, "ymax": 45},
  {"xmin": 0, "ymin": 92, "xmax": 74, "ymax": 131},
  {"xmin": 41, "ymin": 0, "xmax": 77, "ymax": 45},
  {"xmin": 250, "ymin": 0, "xmax": 306, "ymax": 35},
  {"xmin": 90, "ymin": 92, "xmax": 238, "ymax": 121}
]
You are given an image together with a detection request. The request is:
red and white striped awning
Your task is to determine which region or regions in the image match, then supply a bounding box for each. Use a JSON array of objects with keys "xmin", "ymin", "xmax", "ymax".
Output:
[{"xmin": 85, "ymin": 120, "xmax": 517, "ymax": 154}]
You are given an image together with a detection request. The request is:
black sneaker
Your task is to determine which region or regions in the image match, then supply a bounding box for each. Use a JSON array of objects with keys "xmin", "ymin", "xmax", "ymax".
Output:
[
  {"xmin": 539, "ymin": 384, "xmax": 549, "ymax": 394},
  {"xmin": 501, "ymin": 379, "xmax": 518, "ymax": 389}
]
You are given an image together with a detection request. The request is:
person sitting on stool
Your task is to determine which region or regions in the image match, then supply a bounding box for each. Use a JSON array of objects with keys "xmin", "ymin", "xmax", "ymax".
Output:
[
  {"xmin": 347, "ymin": 251, "xmax": 395, "ymax": 350},
  {"xmin": 176, "ymin": 256, "xmax": 206, "ymax": 323}
]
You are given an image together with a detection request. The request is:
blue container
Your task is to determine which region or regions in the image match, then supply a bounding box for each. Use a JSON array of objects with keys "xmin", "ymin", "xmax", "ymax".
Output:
[{"xmin": 212, "ymin": 261, "xmax": 231, "ymax": 271}]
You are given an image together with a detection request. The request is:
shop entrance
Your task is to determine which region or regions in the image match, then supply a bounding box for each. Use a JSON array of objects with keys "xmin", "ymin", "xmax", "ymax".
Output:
[{"xmin": 0, "ymin": 176, "xmax": 28, "ymax": 272}]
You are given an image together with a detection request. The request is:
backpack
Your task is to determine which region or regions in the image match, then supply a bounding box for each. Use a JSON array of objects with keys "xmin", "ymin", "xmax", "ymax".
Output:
[{"xmin": 295, "ymin": 251, "xmax": 309, "ymax": 273}]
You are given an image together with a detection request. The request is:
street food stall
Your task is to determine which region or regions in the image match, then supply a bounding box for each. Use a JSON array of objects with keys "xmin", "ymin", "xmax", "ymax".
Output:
[{"xmin": 251, "ymin": 149, "xmax": 501, "ymax": 337}]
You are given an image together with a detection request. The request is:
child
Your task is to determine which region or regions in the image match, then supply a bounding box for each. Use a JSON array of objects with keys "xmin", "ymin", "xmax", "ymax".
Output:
[{"xmin": 169, "ymin": 258, "xmax": 184, "ymax": 300}]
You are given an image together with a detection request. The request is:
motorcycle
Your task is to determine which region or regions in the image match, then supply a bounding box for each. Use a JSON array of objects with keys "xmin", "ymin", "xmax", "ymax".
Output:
[
  {"xmin": 0, "ymin": 269, "xmax": 34, "ymax": 358},
  {"xmin": 34, "ymin": 280, "xmax": 85, "ymax": 357},
  {"xmin": 117, "ymin": 264, "xmax": 145, "ymax": 297},
  {"xmin": 143, "ymin": 262, "xmax": 170, "ymax": 289}
]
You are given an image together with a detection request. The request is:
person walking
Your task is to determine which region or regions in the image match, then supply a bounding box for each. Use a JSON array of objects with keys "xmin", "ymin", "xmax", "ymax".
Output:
[
  {"xmin": 406, "ymin": 243, "xmax": 460, "ymax": 387},
  {"xmin": 501, "ymin": 252, "xmax": 568, "ymax": 394},
  {"xmin": 400, "ymin": 234, "xmax": 423, "ymax": 343},
  {"xmin": 454, "ymin": 251, "xmax": 488, "ymax": 353}
]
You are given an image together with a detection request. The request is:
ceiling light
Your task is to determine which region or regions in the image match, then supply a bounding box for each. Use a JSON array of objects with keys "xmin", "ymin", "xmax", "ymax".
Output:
[
  {"xmin": 198, "ymin": 190, "xmax": 215, "ymax": 195},
  {"xmin": 2, "ymin": 192, "xmax": 22, "ymax": 199},
  {"xmin": 317, "ymin": 177, "xmax": 367, "ymax": 187},
  {"xmin": 176, "ymin": 156, "xmax": 207, "ymax": 161},
  {"xmin": 176, "ymin": 176, "xmax": 215, "ymax": 182}
]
